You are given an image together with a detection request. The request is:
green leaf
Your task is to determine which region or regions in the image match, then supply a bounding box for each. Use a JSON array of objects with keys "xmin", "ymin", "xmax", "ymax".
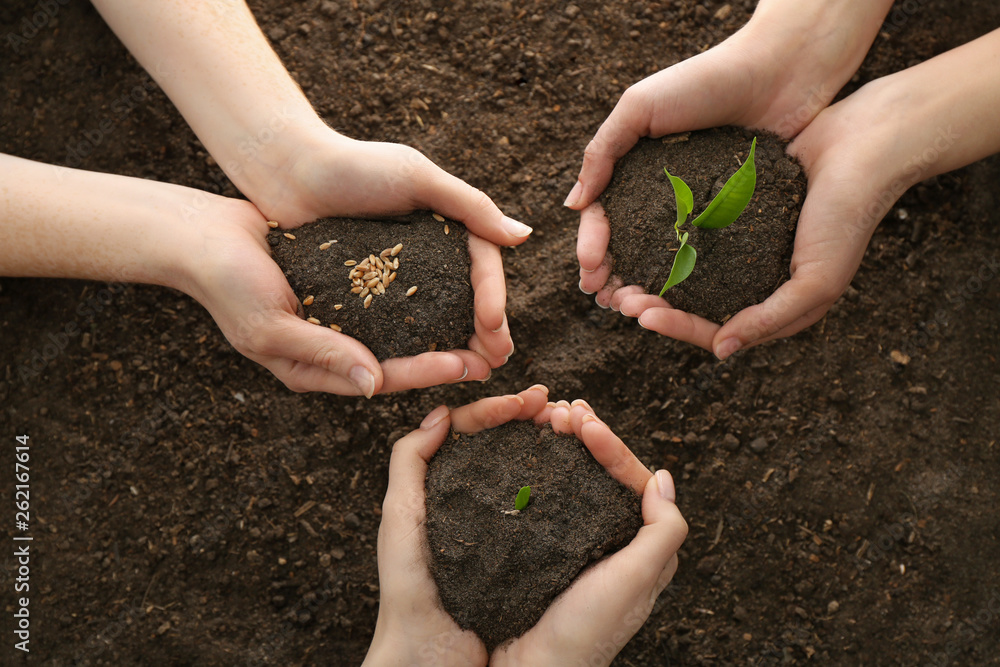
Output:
[
  {"xmin": 659, "ymin": 243, "xmax": 697, "ymax": 296},
  {"xmin": 664, "ymin": 168, "xmax": 694, "ymax": 229},
  {"xmin": 515, "ymin": 485, "xmax": 531, "ymax": 511},
  {"xmin": 691, "ymin": 137, "xmax": 757, "ymax": 230}
]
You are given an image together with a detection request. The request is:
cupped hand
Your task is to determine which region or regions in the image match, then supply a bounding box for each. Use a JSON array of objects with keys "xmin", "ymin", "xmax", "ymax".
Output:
[
  {"xmin": 364, "ymin": 387, "xmax": 686, "ymax": 667},
  {"xmin": 363, "ymin": 385, "xmax": 552, "ymax": 666},
  {"xmin": 182, "ymin": 194, "xmax": 508, "ymax": 396},
  {"xmin": 490, "ymin": 400, "xmax": 687, "ymax": 667}
]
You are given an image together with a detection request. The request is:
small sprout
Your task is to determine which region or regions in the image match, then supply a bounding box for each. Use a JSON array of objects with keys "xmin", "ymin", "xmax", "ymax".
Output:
[
  {"xmin": 515, "ymin": 485, "xmax": 531, "ymax": 511},
  {"xmin": 660, "ymin": 137, "xmax": 757, "ymax": 295}
]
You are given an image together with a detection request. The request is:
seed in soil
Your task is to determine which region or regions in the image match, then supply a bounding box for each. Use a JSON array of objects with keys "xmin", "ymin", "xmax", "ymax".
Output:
[
  {"xmin": 406, "ymin": 286, "xmax": 418, "ymax": 296},
  {"xmin": 266, "ymin": 220, "xmax": 279, "ymax": 229},
  {"xmin": 329, "ymin": 324, "xmax": 342, "ymax": 332},
  {"xmin": 303, "ymin": 295, "xmax": 315, "ymax": 306},
  {"xmin": 444, "ymin": 224, "xmax": 450, "ymax": 235},
  {"xmin": 363, "ymin": 294, "xmax": 372, "ymax": 308},
  {"xmin": 432, "ymin": 213, "xmax": 445, "ymax": 222},
  {"xmin": 307, "ymin": 317, "xmax": 321, "ymax": 325},
  {"xmin": 320, "ymin": 242, "xmax": 332, "ymax": 250},
  {"xmin": 344, "ymin": 260, "xmax": 357, "ymax": 267},
  {"xmin": 283, "ymin": 233, "xmax": 296, "ymax": 240}
]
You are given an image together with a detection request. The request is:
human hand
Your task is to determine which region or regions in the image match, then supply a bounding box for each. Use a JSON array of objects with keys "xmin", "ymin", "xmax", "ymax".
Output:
[
  {"xmin": 260, "ymin": 132, "xmax": 524, "ymax": 371},
  {"xmin": 363, "ymin": 385, "xmax": 551, "ymax": 666},
  {"xmin": 182, "ymin": 194, "xmax": 505, "ymax": 396},
  {"xmin": 364, "ymin": 387, "xmax": 686, "ymax": 666},
  {"xmin": 490, "ymin": 400, "xmax": 686, "ymax": 667}
]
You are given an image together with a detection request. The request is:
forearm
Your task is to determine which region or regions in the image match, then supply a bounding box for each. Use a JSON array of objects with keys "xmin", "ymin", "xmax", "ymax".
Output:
[
  {"xmin": 89, "ymin": 0, "xmax": 329, "ymax": 204},
  {"xmin": 888, "ymin": 28, "xmax": 1000, "ymax": 185},
  {"xmin": 0, "ymin": 155, "xmax": 200, "ymax": 291}
]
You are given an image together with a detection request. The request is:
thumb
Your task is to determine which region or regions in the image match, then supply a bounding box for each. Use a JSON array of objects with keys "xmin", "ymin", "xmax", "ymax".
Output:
[
  {"xmin": 267, "ymin": 314, "xmax": 384, "ymax": 396},
  {"xmin": 565, "ymin": 97, "xmax": 647, "ymax": 210},
  {"xmin": 417, "ymin": 164, "xmax": 533, "ymax": 247}
]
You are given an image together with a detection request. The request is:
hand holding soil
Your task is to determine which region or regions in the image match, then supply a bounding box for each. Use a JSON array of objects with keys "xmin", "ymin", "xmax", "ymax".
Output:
[
  {"xmin": 568, "ymin": 2, "xmax": 1000, "ymax": 360},
  {"xmin": 363, "ymin": 387, "xmax": 687, "ymax": 666}
]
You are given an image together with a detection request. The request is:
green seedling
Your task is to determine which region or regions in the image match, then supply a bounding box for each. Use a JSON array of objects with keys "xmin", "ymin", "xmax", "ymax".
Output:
[
  {"xmin": 514, "ymin": 485, "xmax": 531, "ymax": 511},
  {"xmin": 660, "ymin": 137, "xmax": 757, "ymax": 295}
]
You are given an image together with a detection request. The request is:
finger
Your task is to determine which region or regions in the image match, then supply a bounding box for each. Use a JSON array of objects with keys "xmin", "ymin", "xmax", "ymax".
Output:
[
  {"xmin": 609, "ymin": 285, "xmax": 645, "ymax": 313},
  {"xmin": 579, "ymin": 256, "xmax": 613, "ymax": 295},
  {"xmin": 594, "ymin": 275, "xmax": 624, "ymax": 309},
  {"xmin": 711, "ymin": 271, "xmax": 836, "ymax": 360},
  {"xmin": 566, "ymin": 95, "xmax": 648, "ymax": 210},
  {"xmin": 450, "ymin": 394, "xmax": 526, "ymax": 434},
  {"xmin": 381, "ymin": 407, "xmax": 452, "ymax": 530},
  {"xmin": 568, "ymin": 399, "xmax": 596, "ymax": 428},
  {"xmin": 378, "ymin": 352, "xmax": 468, "ymax": 394},
  {"xmin": 515, "ymin": 385, "xmax": 550, "ymax": 419},
  {"xmin": 533, "ymin": 402, "xmax": 556, "ymax": 425},
  {"xmin": 257, "ymin": 314, "xmax": 382, "ymax": 397},
  {"xmin": 618, "ymin": 293, "xmax": 669, "ymax": 318},
  {"xmin": 579, "ymin": 414, "xmax": 651, "ymax": 495},
  {"xmin": 548, "ymin": 401, "xmax": 573, "ymax": 434},
  {"xmin": 469, "ymin": 234, "xmax": 507, "ymax": 334},
  {"xmin": 636, "ymin": 307, "xmax": 719, "ymax": 351},
  {"xmin": 472, "ymin": 312, "xmax": 513, "ymax": 364},
  {"xmin": 467, "ymin": 333, "xmax": 508, "ymax": 370},
  {"xmin": 448, "ymin": 349, "xmax": 493, "ymax": 383},
  {"xmin": 419, "ymin": 166, "xmax": 533, "ymax": 247},
  {"xmin": 577, "ymin": 202, "xmax": 611, "ymax": 272}
]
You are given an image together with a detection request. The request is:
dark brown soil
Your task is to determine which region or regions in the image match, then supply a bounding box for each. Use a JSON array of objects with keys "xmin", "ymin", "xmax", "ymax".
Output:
[
  {"xmin": 603, "ymin": 128, "xmax": 804, "ymax": 323},
  {"xmin": 268, "ymin": 213, "xmax": 473, "ymax": 360},
  {"xmin": 425, "ymin": 421, "xmax": 643, "ymax": 651},
  {"xmin": 2, "ymin": 1, "xmax": 999, "ymax": 666}
]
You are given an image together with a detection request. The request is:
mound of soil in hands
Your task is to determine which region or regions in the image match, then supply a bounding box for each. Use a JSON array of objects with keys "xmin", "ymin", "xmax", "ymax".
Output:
[
  {"xmin": 602, "ymin": 127, "xmax": 806, "ymax": 323},
  {"xmin": 425, "ymin": 421, "xmax": 644, "ymax": 651},
  {"xmin": 267, "ymin": 213, "xmax": 474, "ymax": 360}
]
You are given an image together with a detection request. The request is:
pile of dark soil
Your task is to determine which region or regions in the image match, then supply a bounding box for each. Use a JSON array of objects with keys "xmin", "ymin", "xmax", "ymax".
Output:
[
  {"xmin": 268, "ymin": 213, "xmax": 473, "ymax": 360},
  {"xmin": 2, "ymin": 1, "xmax": 998, "ymax": 666},
  {"xmin": 425, "ymin": 421, "xmax": 643, "ymax": 651},
  {"xmin": 602, "ymin": 128, "xmax": 804, "ymax": 322}
]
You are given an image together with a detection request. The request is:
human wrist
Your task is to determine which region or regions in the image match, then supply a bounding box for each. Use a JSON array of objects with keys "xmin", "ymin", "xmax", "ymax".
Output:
[{"xmin": 737, "ymin": 0, "xmax": 893, "ymax": 124}]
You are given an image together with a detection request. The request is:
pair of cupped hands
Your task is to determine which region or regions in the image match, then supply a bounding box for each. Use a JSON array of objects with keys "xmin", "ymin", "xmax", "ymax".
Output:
[
  {"xmin": 198, "ymin": 21, "xmax": 904, "ymax": 399},
  {"xmin": 363, "ymin": 385, "xmax": 687, "ymax": 666}
]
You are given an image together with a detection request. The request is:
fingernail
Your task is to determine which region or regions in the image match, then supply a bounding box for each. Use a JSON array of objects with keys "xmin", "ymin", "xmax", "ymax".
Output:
[
  {"xmin": 491, "ymin": 314, "xmax": 507, "ymax": 334},
  {"xmin": 477, "ymin": 369, "xmax": 492, "ymax": 382},
  {"xmin": 349, "ymin": 365, "xmax": 376, "ymax": 399},
  {"xmin": 421, "ymin": 405, "xmax": 450, "ymax": 430},
  {"xmin": 579, "ymin": 277, "xmax": 595, "ymax": 295},
  {"xmin": 563, "ymin": 181, "xmax": 583, "ymax": 207},
  {"xmin": 582, "ymin": 414, "xmax": 599, "ymax": 424},
  {"xmin": 528, "ymin": 384, "xmax": 548, "ymax": 394},
  {"xmin": 502, "ymin": 216, "xmax": 533, "ymax": 238},
  {"xmin": 656, "ymin": 470, "xmax": 676, "ymax": 502},
  {"xmin": 458, "ymin": 365, "xmax": 469, "ymax": 381},
  {"xmin": 715, "ymin": 337, "xmax": 743, "ymax": 360}
]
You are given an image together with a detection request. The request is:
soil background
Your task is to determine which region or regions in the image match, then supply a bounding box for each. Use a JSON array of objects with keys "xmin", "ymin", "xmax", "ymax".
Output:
[{"xmin": 2, "ymin": 1, "xmax": 999, "ymax": 666}]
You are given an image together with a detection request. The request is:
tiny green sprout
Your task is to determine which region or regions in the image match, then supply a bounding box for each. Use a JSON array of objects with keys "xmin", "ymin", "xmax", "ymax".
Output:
[
  {"xmin": 514, "ymin": 485, "xmax": 531, "ymax": 511},
  {"xmin": 660, "ymin": 137, "xmax": 757, "ymax": 296}
]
